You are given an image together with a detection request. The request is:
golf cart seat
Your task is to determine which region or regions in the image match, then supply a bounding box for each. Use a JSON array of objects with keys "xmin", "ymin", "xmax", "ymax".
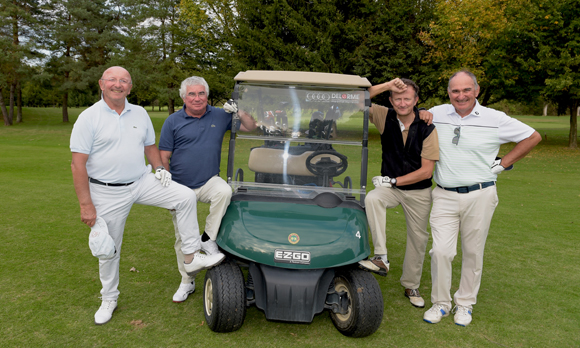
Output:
[
  {"xmin": 248, "ymin": 147, "xmax": 343, "ymax": 176},
  {"xmin": 248, "ymin": 146, "xmax": 343, "ymax": 186}
]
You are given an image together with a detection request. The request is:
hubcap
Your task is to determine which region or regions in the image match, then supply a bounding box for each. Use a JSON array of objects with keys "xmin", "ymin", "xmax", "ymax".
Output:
[
  {"xmin": 205, "ymin": 278, "xmax": 213, "ymax": 316},
  {"xmin": 334, "ymin": 280, "xmax": 352, "ymax": 322}
]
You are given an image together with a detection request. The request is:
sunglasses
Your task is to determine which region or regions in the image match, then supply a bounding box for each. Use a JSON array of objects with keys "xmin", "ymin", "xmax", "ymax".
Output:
[{"xmin": 452, "ymin": 126, "xmax": 460, "ymax": 145}]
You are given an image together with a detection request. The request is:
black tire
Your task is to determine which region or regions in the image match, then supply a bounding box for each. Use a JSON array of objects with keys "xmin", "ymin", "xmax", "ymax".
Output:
[
  {"xmin": 203, "ymin": 259, "xmax": 247, "ymax": 332},
  {"xmin": 330, "ymin": 268, "xmax": 384, "ymax": 338}
]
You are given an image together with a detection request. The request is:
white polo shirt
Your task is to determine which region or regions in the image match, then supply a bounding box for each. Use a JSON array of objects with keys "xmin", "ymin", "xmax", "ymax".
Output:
[
  {"xmin": 430, "ymin": 101, "xmax": 535, "ymax": 187},
  {"xmin": 70, "ymin": 99, "xmax": 156, "ymax": 183}
]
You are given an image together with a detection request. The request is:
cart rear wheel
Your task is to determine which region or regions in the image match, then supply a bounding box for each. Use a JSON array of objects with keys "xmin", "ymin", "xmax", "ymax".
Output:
[
  {"xmin": 203, "ymin": 259, "xmax": 246, "ymax": 332},
  {"xmin": 330, "ymin": 268, "xmax": 383, "ymax": 337}
]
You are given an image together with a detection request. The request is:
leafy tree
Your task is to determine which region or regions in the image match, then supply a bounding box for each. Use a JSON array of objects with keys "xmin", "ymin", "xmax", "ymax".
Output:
[
  {"xmin": 351, "ymin": 0, "xmax": 437, "ymax": 106},
  {"xmin": 225, "ymin": 0, "xmax": 438, "ymax": 107},
  {"xmin": 44, "ymin": 0, "xmax": 124, "ymax": 122},
  {"xmin": 533, "ymin": 0, "xmax": 579, "ymax": 148},
  {"xmin": 179, "ymin": 0, "xmax": 245, "ymax": 105},
  {"xmin": 120, "ymin": 0, "xmax": 197, "ymax": 114},
  {"xmin": 233, "ymin": 0, "xmax": 373, "ymax": 73},
  {"xmin": 0, "ymin": 0, "xmax": 42, "ymax": 125},
  {"xmin": 418, "ymin": 0, "xmax": 513, "ymax": 104}
]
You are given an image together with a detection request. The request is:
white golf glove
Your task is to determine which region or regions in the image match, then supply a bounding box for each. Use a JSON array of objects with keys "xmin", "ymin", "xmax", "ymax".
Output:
[
  {"xmin": 223, "ymin": 99, "xmax": 238, "ymax": 114},
  {"xmin": 372, "ymin": 176, "xmax": 392, "ymax": 188},
  {"xmin": 490, "ymin": 159, "xmax": 505, "ymax": 175},
  {"xmin": 155, "ymin": 166, "xmax": 172, "ymax": 186}
]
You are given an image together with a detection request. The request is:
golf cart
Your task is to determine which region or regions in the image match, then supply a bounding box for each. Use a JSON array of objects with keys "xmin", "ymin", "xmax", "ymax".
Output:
[{"xmin": 204, "ymin": 71, "xmax": 383, "ymax": 337}]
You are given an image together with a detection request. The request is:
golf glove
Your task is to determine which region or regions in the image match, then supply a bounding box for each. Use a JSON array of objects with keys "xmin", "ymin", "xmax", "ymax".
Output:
[
  {"xmin": 372, "ymin": 176, "xmax": 392, "ymax": 188},
  {"xmin": 155, "ymin": 166, "xmax": 172, "ymax": 186},
  {"xmin": 490, "ymin": 159, "xmax": 505, "ymax": 175},
  {"xmin": 223, "ymin": 99, "xmax": 238, "ymax": 114}
]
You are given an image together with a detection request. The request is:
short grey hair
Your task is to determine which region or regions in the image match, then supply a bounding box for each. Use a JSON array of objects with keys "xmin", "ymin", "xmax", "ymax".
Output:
[
  {"xmin": 448, "ymin": 69, "xmax": 478, "ymax": 90},
  {"xmin": 180, "ymin": 76, "xmax": 210, "ymax": 99}
]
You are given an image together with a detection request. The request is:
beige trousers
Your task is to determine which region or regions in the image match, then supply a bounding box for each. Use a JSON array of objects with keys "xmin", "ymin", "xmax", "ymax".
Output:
[
  {"xmin": 172, "ymin": 175, "xmax": 232, "ymax": 283},
  {"xmin": 429, "ymin": 185, "xmax": 498, "ymax": 308},
  {"xmin": 365, "ymin": 186, "xmax": 432, "ymax": 289}
]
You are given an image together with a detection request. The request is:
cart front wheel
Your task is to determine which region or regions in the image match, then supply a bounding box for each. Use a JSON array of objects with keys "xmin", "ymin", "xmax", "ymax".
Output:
[
  {"xmin": 203, "ymin": 260, "xmax": 246, "ymax": 332},
  {"xmin": 330, "ymin": 268, "xmax": 383, "ymax": 337}
]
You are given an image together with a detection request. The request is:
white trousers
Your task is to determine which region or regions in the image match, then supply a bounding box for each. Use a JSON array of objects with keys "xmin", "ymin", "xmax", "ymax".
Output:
[
  {"xmin": 429, "ymin": 185, "xmax": 498, "ymax": 308},
  {"xmin": 90, "ymin": 168, "xmax": 200, "ymax": 300},
  {"xmin": 365, "ymin": 186, "xmax": 432, "ymax": 289},
  {"xmin": 172, "ymin": 175, "xmax": 232, "ymax": 283}
]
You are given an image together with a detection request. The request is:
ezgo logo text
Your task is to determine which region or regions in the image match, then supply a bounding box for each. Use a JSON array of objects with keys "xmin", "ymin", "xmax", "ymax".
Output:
[{"xmin": 274, "ymin": 249, "xmax": 311, "ymax": 265}]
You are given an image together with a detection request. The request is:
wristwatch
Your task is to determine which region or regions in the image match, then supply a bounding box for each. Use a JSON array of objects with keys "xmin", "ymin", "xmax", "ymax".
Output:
[{"xmin": 390, "ymin": 177, "xmax": 397, "ymax": 186}]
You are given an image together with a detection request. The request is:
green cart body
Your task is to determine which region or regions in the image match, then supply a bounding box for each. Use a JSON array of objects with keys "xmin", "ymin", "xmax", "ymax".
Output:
[{"xmin": 204, "ymin": 71, "xmax": 384, "ymax": 337}]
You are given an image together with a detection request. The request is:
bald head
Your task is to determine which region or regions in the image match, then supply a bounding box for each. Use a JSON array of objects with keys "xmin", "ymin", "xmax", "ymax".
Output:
[
  {"xmin": 101, "ymin": 66, "xmax": 132, "ymax": 82},
  {"xmin": 99, "ymin": 66, "xmax": 133, "ymax": 111}
]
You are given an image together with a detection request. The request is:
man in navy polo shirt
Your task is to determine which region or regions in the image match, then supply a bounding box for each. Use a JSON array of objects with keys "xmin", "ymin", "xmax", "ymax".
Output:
[{"xmin": 159, "ymin": 76, "xmax": 257, "ymax": 303}]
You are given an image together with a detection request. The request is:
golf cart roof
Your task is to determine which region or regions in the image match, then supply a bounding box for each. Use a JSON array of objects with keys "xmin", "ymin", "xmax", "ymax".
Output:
[{"xmin": 234, "ymin": 70, "xmax": 372, "ymax": 88}]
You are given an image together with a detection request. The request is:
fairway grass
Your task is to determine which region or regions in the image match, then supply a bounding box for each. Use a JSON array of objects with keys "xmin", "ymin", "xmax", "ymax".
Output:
[{"xmin": 0, "ymin": 108, "xmax": 578, "ymax": 347}]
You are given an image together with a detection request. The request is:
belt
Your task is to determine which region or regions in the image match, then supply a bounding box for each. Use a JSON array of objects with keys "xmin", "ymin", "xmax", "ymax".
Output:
[
  {"xmin": 437, "ymin": 181, "xmax": 495, "ymax": 194},
  {"xmin": 89, "ymin": 177, "xmax": 135, "ymax": 187}
]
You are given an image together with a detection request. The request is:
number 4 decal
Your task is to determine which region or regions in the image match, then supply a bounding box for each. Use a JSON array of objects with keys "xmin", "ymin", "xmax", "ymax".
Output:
[{"xmin": 355, "ymin": 231, "xmax": 361, "ymax": 239}]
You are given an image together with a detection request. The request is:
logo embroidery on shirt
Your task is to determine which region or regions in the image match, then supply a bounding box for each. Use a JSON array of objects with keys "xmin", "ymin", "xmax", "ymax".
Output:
[
  {"xmin": 211, "ymin": 124, "xmax": 216, "ymax": 127},
  {"xmin": 133, "ymin": 126, "xmax": 137, "ymax": 128}
]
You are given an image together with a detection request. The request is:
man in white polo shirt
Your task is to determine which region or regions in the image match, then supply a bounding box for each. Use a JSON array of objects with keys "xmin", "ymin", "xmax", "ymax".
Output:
[
  {"xmin": 423, "ymin": 70, "xmax": 541, "ymax": 326},
  {"xmin": 70, "ymin": 66, "xmax": 224, "ymax": 325}
]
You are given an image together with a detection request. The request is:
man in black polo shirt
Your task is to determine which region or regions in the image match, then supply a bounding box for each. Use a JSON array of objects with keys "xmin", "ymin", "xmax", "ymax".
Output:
[{"xmin": 359, "ymin": 78, "xmax": 439, "ymax": 308}]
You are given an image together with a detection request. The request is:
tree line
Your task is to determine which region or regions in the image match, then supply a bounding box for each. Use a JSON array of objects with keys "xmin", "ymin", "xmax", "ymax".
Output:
[{"xmin": 1, "ymin": 0, "xmax": 578, "ymax": 147}]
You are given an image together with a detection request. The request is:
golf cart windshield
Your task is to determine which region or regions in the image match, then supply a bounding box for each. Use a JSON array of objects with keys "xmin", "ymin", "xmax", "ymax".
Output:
[{"xmin": 228, "ymin": 71, "xmax": 371, "ymax": 204}]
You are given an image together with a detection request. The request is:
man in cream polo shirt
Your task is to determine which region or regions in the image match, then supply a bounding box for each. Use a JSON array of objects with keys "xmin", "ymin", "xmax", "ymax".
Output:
[
  {"xmin": 423, "ymin": 70, "xmax": 541, "ymax": 326},
  {"xmin": 70, "ymin": 66, "xmax": 224, "ymax": 325}
]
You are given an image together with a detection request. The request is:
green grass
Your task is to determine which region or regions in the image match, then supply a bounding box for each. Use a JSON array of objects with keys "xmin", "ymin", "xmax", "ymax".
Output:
[{"xmin": 1, "ymin": 108, "xmax": 579, "ymax": 347}]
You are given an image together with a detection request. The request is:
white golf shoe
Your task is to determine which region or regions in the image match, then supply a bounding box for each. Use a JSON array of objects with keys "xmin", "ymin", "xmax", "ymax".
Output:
[
  {"xmin": 201, "ymin": 239, "xmax": 220, "ymax": 255},
  {"xmin": 453, "ymin": 305, "xmax": 473, "ymax": 326},
  {"xmin": 173, "ymin": 281, "xmax": 195, "ymax": 303},
  {"xmin": 405, "ymin": 288, "xmax": 425, "ymax": 308},
  {"xmin": 95, "ymin": 300, "xmax": 117, "ymax": 325},
  {"xmin": 183, "ymin": 251, "xmax": 225, "ymax": 275},
  {"xmin": 423, "ymin": 303, "xmax": 450, "ymax": 324}
]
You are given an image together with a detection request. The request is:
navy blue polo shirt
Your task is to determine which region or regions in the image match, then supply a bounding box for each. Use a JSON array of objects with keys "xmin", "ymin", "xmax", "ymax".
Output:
[{"xmin": 159, "ymin": 105, "xmax": 232, "ymax": 189}]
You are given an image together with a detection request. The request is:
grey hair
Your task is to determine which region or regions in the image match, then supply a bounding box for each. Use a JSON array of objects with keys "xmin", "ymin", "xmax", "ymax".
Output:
[
  {"xmin": 448, "ymin": 69, "xmax": 478, "ymax": 90},
  {"xmin": 180, "ymin": 76, "xmax": 210, "ymax": 99}
]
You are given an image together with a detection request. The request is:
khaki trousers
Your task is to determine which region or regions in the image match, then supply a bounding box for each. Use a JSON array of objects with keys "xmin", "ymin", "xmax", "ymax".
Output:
[
  {"xmin": 172, "ymin": 175, "xmax": 232, "ymax": 283},
  {"xmin": 429, "ymin": 185, "xmax": 498, "ymax": 308},
  {"xmin": 365, "ymin": 186, "xmax": 432, "ymax": 289}
]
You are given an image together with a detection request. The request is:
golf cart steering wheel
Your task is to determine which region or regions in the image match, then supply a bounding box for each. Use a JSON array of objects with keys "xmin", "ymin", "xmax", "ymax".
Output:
[{"xmin": 306, "ymin": 150, "xmax": 348, "ymax": 185}]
